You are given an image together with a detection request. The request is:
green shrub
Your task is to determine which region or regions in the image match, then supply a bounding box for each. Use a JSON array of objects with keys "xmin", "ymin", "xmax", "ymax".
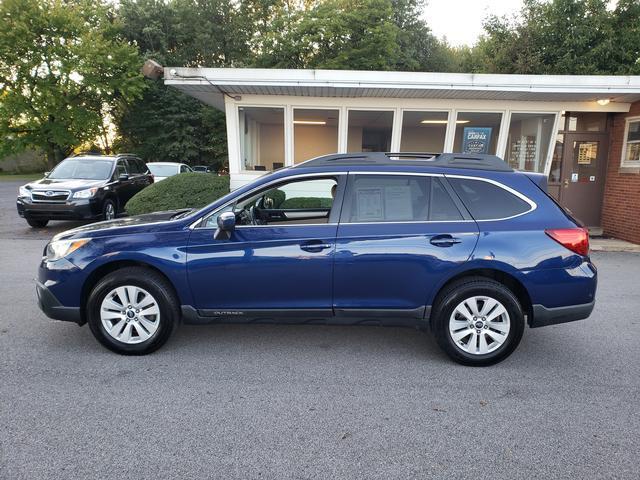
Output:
[
  {"xmin": 126, "ymin": 173, "xmax": 230, "ymax": 216},
  {"xmin": 280, "ymin": 197, "xmax": 333, "ymax": 209},
  {"xmin": 264, "ymin": 188, "xmax": 286, "ymax": 208}
]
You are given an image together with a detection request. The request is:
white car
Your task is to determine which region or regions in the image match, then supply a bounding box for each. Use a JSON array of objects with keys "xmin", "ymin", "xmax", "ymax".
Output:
[{"xmin": 147, "ymin": 162, "xmax": 193, "ymax": 182}]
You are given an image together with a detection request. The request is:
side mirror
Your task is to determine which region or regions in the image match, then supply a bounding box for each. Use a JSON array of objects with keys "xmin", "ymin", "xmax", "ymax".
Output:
[
  {"xmin": 44, "ymin": 171, "xmax": 50, "ymax": 177},
  {"xmin": 118, "ymin": 173, "xmax": 129, "ymax": 181},
  {"xmin": 214, "ymin": 211, "xmax": 235, "ymax": 240}
]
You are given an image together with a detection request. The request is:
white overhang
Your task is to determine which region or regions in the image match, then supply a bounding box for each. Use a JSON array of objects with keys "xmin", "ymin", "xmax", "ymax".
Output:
[{"xmin": 165, "ymin": 67, "xmax": 640, "ymax": 110}]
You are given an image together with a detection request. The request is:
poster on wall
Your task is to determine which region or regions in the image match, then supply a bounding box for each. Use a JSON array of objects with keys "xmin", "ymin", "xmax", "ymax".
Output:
[{"xmin": 462, "ymin": 127, "xmax": 493, "ymax": 154}]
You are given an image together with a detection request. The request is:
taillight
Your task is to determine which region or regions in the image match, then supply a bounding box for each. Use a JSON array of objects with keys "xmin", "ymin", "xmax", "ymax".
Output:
[{"xmin": 545, "ymin": 227, "xmax": 589, "ymax": 256}]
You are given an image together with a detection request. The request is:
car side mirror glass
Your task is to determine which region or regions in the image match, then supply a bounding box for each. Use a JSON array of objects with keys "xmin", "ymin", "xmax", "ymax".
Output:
[
  {"xmin": 118, "ymin": 173, "xmax": 129, "ymax": 181},
  {"xmin": 214, "ymin": 211, "xmax": 235, "ymax": 240}
]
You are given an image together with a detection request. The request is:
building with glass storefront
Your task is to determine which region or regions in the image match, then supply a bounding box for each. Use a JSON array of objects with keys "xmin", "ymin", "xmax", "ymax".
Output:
[{"xmin": 165, "ymin": 68, "xmax": 640, "ymax": 243}]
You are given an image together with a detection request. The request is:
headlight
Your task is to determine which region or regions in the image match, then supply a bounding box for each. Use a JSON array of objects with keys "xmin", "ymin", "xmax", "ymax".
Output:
[
  {"xmin": 18, "ymin": 186, "xmax": 30, "ymax": 198},
  {"xmin": 46, "ymin": 238, "xmax": 90, "ymax": 261},
  {"xmin": 72, "ymin": 188, "xmax": 98, "ymax": 199}
]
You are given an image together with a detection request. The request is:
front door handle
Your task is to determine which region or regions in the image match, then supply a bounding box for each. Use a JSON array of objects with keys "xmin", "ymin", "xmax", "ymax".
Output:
[
  {"xmin": 300, "ymin": 240, "xmax": 332, "ymax": 252},
  {"xmin": 430, "ymin": 234, "xmax": 461, "ymax": 247}
]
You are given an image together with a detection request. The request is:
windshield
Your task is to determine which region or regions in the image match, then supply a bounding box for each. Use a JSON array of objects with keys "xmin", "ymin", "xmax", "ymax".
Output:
[
  {"xmin": 148, "ymin": 164, "xmax": 179, "ymax": 177},
  {"xmin": 48, "ymin": 158, "xmax": 113, "ymax": 180}
]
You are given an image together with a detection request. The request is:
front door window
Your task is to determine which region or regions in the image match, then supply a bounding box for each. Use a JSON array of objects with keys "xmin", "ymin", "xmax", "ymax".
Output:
[{"xmin": 203, "ymin": 177, "xmax": 339, "ymax": 228}]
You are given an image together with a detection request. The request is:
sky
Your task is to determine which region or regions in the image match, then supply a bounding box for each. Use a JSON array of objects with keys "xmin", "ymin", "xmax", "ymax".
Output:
[{"xmin": 423, "ymin": 0, "xmax": 524, "ymax": 47}]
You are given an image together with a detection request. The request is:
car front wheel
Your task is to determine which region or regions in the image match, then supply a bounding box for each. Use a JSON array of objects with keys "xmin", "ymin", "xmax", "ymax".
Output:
[
  {"xmin": 432, "ymin": 277, "xmax": 524, "ymax": 366},
  {"xmin": 86, "ymin": 267, "xmax": 178, "ymax": 355},
  {"xmin": 102, "ymin": 199, "xmax": 116, "ymax": 221}
]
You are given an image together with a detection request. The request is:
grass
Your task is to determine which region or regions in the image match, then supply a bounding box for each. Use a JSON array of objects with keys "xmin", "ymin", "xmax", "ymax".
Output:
[{"xmin": 0, "ymin": 173, "xmax": 43, "ymax": 182}]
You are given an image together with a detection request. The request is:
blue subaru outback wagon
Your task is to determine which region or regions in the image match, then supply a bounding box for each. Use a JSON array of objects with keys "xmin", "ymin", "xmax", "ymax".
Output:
[{"xmin": 37, "ymin": 153, "xmax": 596, "ymax": 365}]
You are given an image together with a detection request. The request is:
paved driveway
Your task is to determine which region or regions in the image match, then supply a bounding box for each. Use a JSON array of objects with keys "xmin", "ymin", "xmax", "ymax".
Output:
[{"xmin": 0, "ymin": 180, "xmax": 638, "ymax": 479}]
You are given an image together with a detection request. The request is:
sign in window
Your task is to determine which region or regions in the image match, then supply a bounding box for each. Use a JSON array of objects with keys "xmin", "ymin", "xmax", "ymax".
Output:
[
  {"xmin": 506, "ymin": 113, "xmax": 555, "ymax": 172},
  {"xmin": 453, "ymin": 112, "xmax": 502, "ymax": 155}
]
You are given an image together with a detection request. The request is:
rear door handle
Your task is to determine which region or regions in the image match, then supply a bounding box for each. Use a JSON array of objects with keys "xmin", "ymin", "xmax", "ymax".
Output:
[
  {"xmin": 300, "ymin": 240, "xmax": 333, "ymax": 252},
  {"xmin": 430, "ymin": 234, "xmax": 461, "ymax": 247}
]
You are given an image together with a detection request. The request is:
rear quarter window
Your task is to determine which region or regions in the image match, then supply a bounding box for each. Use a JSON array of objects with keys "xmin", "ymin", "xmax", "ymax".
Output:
[{"xmin": 448, "ymin": 177, "xmax": 532, "ymax": 220}]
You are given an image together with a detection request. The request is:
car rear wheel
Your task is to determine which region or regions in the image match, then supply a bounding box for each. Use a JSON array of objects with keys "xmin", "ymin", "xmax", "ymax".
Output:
[
  {"xmin": 86, "ymin": 267, "xmax": 178, "ymax": 355},
  {"xmin": 102, "ymin": 199, "xmax": 116, "ymax": 221},
  {"xmin": 26, "ymin": 217, "xmax": 49, "ymax": 228},
  {"xmin": 432, "ymin": 277, "xmax": 524, "ymax": 366}
]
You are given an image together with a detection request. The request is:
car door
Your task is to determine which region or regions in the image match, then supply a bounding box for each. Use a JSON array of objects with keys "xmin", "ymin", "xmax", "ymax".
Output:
[
  {"xmin": 111, "ymin": 159, "xmax": 135, "ymax": 206},
  {"xmin": 332, "ymin": 172, "xmax": 479, "ymax": 318},
  {"xmin": 128, "ymin": 158, "xmax": 152, "ymax": 195},
  {"xmin": 186, "ymin": 173, "xmax": 346, "ymax": 317}
]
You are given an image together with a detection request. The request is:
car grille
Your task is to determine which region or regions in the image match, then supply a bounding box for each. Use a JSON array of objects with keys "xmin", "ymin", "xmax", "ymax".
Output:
[{"xmin": 30, "ymin": 190, "xmax": 71, "ymax": 203}]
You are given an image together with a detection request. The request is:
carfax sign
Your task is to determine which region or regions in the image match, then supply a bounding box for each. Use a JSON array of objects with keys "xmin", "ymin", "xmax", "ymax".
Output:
[{"xmin": 462, "ymin": 127, "xmax": 492, "ymax": 154}]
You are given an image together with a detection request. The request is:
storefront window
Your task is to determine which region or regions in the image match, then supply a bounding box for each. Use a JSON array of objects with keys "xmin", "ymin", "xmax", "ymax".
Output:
[
  {"xmin": 453, "ymin": 112, "xmax": 502, "ymax": 155},
  {"xmin": 506, "ymin": 113, "xmax": 555, "ymax": 172},
  {"xmin": 400, "ymin": 111, "xmax": 448, "ymax": 153},
  {"xmin": 622, "ymin": 119, "xmax": 640, "ymax": 166},
  {"xmin": 238, "ymin": 107, "xmax": 284, "ymax": 171},
  {"xmin": 294, "ymin": 109, "xmax": 339, "ymax": 164},
  {"xmin": 347, "ymin": 110, "xmax": 393, "ymax": 152}
]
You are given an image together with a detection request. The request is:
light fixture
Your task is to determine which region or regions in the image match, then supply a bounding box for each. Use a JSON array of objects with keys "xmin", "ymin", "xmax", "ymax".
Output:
[
  {"xmin": 596, "ymin": 98, "xmax": 610, "ymax": 106},
  {"xmin": 420, "ymin": 120, "xmax": 470, "ymax": 124},
  {"xmin": 141, "ymin": 59, "xmax": 164, "ymax": 80},
  {"xmin": 293, "ymin": 120, "xmax": 327, "ymax": 125}
]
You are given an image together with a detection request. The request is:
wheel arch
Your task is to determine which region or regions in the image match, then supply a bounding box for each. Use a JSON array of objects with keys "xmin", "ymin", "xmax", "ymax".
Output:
[
  {"xmin": 80, "ymin": 260, "xmax": 181, "ymax": 323},
  {"xmin": 102, "ymin": 193, "xmax": 118, "ymax": 213},
  {"xmin": 430, "ymin": 268, "xmax": 533, "ymax": 326}
]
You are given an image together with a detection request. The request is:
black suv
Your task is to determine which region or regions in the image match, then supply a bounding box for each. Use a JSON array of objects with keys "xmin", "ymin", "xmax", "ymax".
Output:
[{"xmin": 17, "ymin": 154, "xmax": 153, "ymax": 228}]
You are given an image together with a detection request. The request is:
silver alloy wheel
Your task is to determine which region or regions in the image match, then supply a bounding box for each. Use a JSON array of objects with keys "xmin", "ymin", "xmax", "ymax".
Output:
[
  {"xmin": 448, "ymin": 295, "xmax": 510, "ymax": 355},
  {"xmin": 105, "ymin": 202, "xmax": 115, "ymax": 220},
  {"xmin": 100, "ymin": 286, "xmax": 160, "ymax": 344}
]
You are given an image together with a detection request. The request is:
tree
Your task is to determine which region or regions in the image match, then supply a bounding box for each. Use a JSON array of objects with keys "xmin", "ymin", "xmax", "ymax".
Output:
[
  {"xmin": 115, "ymin": 0, "xmax": 249, "ymax": 167},
  {"xmin": 472, "ymin": 0, "xmax": 640, "ymax": 75},
  {"xmin": 0, "ymin": 0, "xmax": 145, "ymax": 168},
  {"xmin": 253, "ymin": 0, "xmax": 453, "ymax": 71}
]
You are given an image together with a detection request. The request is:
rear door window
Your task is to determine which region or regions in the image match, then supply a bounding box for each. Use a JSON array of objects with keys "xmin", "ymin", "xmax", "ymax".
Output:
[
  {"xmin": 341, "ymin": 175, "xmax": 463, "ymax": 223},
  {"xmin": 448, "ymin": 177, "xmax": 532, "ymax": 220}
]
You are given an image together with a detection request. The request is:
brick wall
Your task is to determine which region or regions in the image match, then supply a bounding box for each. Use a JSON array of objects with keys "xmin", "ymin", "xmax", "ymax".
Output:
[{"xmin": 601, "ymin": 101, "xmax": 640, "ymax": 244}]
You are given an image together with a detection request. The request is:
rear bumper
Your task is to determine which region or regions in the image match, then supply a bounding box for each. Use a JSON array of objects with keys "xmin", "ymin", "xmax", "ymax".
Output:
[
  {"xmin": 36, "ymin": 281, "xmax": 83, "ymax": 325},
  {"xmin": 530, "ymin": 300, "xmax": 595, "ymax": 328},
  {"xmin": 17, "ymin": 198, "xmax": 101, "ymax": 221}
]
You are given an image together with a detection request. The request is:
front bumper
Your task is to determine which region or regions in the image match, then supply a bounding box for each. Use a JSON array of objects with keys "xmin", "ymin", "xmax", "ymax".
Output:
[
  {"xmin": 530, "ymin": 300, "xmax": 595, "ymax": 328},
  {"xmin": 36, "ymin": 281, "xmax": 83, "ymax": 325},
  {"xmin": 17, "ymin": 197, "xmax": 102, "ymax": 221}
]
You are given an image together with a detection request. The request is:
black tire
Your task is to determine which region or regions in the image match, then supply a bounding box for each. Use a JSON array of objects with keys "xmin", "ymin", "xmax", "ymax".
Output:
[
  {"xmin": 102, "ymin": 199, "xmax": 117, "ymax": 221},
  {"xmin": 26, "ymin": 217, "xmax": 49, "ymax": 228},
  {"xmin": 431, "ymin": 276, "xmax": 524, "ymax": 366},
  {"xmin": 86, "ymin": 267, "xmax": 179, "ymax": 355}
]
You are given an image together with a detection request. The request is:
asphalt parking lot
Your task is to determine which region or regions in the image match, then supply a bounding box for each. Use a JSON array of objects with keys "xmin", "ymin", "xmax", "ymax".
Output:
[{"xmin": 1, "ymin": 179, "xmax": 639, "ymax": 480}]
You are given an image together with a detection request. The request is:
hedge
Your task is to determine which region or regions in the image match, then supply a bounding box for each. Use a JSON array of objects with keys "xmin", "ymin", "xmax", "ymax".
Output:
[
  {"xmin": 280, "ymin": 197, "xmax": 333, "ymax": 209},
  {"xmin": 126, "ymin": 173, "xmax": 230, "ymax": 216}
]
